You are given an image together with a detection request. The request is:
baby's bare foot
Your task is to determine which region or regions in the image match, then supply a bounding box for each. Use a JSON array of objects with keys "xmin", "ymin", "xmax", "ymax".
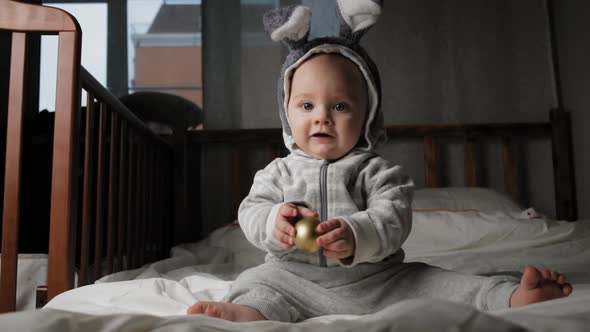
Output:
[
  {"xmin": 510, "ymin": 266, "xmax": 573, "ymax": 307},
  {"xmin": 186, "ymin": 301, "xmax": 267, "ymax": 322}
]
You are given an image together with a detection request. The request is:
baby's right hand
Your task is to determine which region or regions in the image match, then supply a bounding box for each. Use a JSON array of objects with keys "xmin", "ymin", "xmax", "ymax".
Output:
[{"xmin": 274, "ymin": 203, "xmax": 318, "ymax": 250}]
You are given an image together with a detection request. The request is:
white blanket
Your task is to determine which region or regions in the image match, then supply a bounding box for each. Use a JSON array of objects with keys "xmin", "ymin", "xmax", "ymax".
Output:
[{"xmin": 2, "ymin": 214, "xmax": 590, "ymax": 331}]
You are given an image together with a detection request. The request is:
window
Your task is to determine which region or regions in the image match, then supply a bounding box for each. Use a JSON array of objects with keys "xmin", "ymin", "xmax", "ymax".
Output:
[
  {"xmin": 128, "ymin": 0, "xmax": 202, "ymax": 108},
  {"xmin": 39, "ymin": 3, "xmax": 107, "ymax": 110}
]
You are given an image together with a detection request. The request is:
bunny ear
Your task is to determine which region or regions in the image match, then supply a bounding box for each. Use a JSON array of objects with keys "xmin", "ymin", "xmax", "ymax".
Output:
[
  {"xmin": 337, "ymin": 0, "xmax": 383, "ymax": 42},
  {"xmin": 263, "ymin": 6, "xmax": 311, "ymax": 49}
]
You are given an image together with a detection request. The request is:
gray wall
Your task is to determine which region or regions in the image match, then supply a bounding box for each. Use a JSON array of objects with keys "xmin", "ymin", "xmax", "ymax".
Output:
[
  {"xmin": 553, "ymin": 1, "xmax": 590, "ymax": 219},
  {"xmin": 365, "ymin": 0, "xmax": 558, "ymax": 214}
]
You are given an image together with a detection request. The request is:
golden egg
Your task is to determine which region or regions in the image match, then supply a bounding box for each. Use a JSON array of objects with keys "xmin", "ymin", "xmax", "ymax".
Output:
[{"xmin": 293, "ymin": 217, "xmax": 321, "ymax": 253}]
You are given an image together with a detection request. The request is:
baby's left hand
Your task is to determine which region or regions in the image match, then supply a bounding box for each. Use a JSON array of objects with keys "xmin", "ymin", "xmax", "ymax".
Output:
[{"xmin": 316, "ymin": 219, "xmax": 355, "ymax": 259}]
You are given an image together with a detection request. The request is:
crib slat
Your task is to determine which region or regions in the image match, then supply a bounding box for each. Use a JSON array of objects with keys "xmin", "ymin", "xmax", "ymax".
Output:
[
  {"xmin": 93, "ymin": 104, "xmax": 108, "ymax": 282},
  {"xmin": 126, "ymin": 131, "xmax": 136, "ymax": 270},
  {"xmin": 140, "ymin": 141, "xmax": 148, "ymax": 265},
  {"xmin": 464, "ymin": 138, "xmax": 480, "ymax": 186},
  {"xmin": 164, "ymin": 148, "xmax": 172, "ymax": 257},
  {"xmin": 116, "ymin": 121, "xmax": 128, "ymax": 272},
  {"xmin": 0, "ymin": 32, "xmax": 26, "ymax": 313},
  {"xmin": 79, "ymin": 93, "xmax": 97, "ymax": 286},
  {"xmin": 138, "ymin": 140, "xmax": 146, "ymax": 266},
  {"xmin": 106, "ymin": 113, "xmax": 119, "ymax": 275},
  {"xmin": 47, "ymin": 30, "xmax": 81, "ymax": 301},
  {"xmin": 153, "ymin": 146, "xmax": 161, "ymax": 260},
  {"xmin": 132, "ymin": 137, "xmax": 142, "ymax": 268},
  {"xmin": 147, "ymin": 148, "xmax": 155, "ymax": 263},
  {"xmin": 159, "ymin": 146, "xmax": 169, "ymax": 259},
  {"xmin": 502, "ymin": 138, "xmax": 519, "ymax": 200},
  {"xmin": 423, "ymin": 137, "xmax": 438, "ymax": 187}
]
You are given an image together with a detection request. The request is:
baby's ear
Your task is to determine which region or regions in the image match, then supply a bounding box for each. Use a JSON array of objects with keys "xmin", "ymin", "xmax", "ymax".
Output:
[
  {"xmin": 263, "ymin": 5, "xmax": 311, "ymax": 50},
  {"xmin": 337, "ymin": 0, "xmax": 383, "ymax": 43}
]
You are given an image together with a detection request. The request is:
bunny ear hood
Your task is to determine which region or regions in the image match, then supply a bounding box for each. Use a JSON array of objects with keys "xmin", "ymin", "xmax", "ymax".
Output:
[{"xmin": 264, "ymin": 1, "xmax": 386, "ymax": 155}]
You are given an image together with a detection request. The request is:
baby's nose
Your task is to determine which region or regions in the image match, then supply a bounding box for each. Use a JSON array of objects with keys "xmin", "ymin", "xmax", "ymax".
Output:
[{"xmin": 313, "ymin": 108, "xmax": 332, "ymax": 125}]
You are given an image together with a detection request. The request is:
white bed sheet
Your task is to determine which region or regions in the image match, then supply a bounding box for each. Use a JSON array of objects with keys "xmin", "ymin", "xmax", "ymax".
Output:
[
  {"xmin": 2, "ymin": 214, "xmax": 590, "ymax": 331},
  {"xmin": 0, "ymin": 254, "xmax": 48, "ymax": 311}
]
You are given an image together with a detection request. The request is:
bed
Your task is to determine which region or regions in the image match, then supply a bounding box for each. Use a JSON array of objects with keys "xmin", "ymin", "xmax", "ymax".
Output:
[{"xmin": 1, "ymin": 1, "xmax": 589, "ymax": 331}]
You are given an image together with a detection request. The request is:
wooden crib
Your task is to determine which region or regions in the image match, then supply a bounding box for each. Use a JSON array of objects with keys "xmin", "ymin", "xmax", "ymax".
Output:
[
  {"xmin": 0, "ymin": 1, "xmax": 174, "ymax": 312},
  {"xmin": 0, "ymin": 0, "xmax": 578, "ymax": 314}
]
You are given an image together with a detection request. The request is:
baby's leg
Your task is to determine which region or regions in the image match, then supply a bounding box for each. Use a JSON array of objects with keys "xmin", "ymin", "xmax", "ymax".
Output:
[
  {"xmin": 186, "ymin": 302, "xmax": 267, "ymax": 322},
  {"xmin": 510, "ymin": 266, "xmax": 573, "ymax": 307}
]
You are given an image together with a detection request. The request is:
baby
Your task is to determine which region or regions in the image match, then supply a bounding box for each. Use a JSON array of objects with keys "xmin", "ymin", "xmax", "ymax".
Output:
[{"xmin": 188, "ymin": 2, "xmax": 572, "ymax": 322}]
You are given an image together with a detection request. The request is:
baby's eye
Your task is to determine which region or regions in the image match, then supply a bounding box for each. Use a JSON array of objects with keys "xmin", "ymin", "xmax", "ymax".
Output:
[
  {"xmin": 334, "ymin": 103, "xmax": 348, "ymax": 112},
  {"xmin": 303, "ymin": 102, "xmax": 314, "ymax": 110}
]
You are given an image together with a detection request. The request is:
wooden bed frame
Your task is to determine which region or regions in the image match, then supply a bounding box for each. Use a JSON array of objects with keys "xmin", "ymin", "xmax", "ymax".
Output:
[
  {"xmin": 0, "ymin": 0, "xmax": 578, "ymax": 314},
  {"xmin": 187, "ymin": 113, "xmax": 578, "ymax": 228}
]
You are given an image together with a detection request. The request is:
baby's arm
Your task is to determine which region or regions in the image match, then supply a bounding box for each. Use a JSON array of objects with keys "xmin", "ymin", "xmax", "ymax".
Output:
[{"xmin": 337, "ymin": 157, "xmax": 414, "ymax": 266}]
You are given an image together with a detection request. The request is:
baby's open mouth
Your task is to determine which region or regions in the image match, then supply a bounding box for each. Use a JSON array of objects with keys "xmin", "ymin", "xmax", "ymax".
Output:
[{"xmin": 312, "ymin": 133, "xmax": 333, "ymax": 138}]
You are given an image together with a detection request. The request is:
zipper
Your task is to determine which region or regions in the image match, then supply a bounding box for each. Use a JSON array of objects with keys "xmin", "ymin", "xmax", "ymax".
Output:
[{"xmin": 319, "ymin": 161, "xmax": 329, "ymax": 267}]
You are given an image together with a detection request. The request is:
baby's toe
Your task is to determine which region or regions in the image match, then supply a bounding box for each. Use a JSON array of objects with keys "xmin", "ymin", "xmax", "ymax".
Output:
[
  {"xmin": 187, "ymin": 303, "xmax": 204, "ymax": 314},
  {"xmin": 562, "ymin": 283, "xmax": 574, "ymax": 296}
]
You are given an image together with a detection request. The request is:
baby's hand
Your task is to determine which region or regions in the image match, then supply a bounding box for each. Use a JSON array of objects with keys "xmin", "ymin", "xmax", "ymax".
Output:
[
  {"xmin": 274, "ymin": 203, "xmax": 318, "ymax": 250},
  {"xmin": 316, "ymin": 219, "xmax": 355, "ymax": 259}
]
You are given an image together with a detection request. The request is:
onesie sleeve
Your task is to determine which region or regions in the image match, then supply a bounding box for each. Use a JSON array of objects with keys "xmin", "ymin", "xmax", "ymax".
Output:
[
  {"xmin": 339, "ymin": 157, "xmax": 414, "ymax": 266},
  {"xmin": 238, "ymin": 159, "xmax": 293, "ymax": 256}
]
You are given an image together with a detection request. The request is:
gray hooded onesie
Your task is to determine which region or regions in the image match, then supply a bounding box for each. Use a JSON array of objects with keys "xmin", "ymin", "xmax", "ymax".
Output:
[{"xmin": 223, "ymin": 0, "xmax": 519, "ymax": 322}]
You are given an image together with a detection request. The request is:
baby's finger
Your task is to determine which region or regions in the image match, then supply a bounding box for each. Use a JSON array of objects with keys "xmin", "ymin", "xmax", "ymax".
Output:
[
  {"xmin": 273, "ymin": 228, "xmax": 294, "ymax": 247},
  {"xmin": 298, "ymin": 206, "xmax": 319, "ymax": 219},
  {"xmin": 278, "ymin": 204, "xmax": 298, "ymax": 219},
  {"xmin": 316, "ymin": 219, "xmax": 340, "ymax": 234},
  {"xmin": 321, "ymin": 239, "xmax": 349, "ymax": 252},
  {"xmin": 276, "ymin": 218, "xmax": 295, "ymax": 236},
  {"xmin": 317, "ymin": 227, "xmax": 346, "ymax": 245},
  {"xmin": 323, "ymin": 247, "xmax": 353, "ymax": 259}
]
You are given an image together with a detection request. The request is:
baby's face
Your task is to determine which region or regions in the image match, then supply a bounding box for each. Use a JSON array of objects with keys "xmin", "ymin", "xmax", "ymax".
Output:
[{"xmin": 287, "ymin": 54, "xmax": 368, "ymax": 160}]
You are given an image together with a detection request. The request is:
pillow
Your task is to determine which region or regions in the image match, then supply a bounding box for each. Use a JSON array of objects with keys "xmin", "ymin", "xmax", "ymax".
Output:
[
  {"xmin": 412, "ymin": 187, "xmax": 523, "ymax": 214},
  {"xmin": 403, "ymin": 209, "xmax": 571, "ymax": 257}
]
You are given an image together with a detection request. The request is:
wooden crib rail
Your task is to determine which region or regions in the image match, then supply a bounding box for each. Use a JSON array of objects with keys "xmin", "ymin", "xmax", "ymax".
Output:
[
  {"xmin": 1, "ymin": 1, "xmax": 175, "ymax": 311},
  {"xmin": 76, "ymin": 68, "xmax": 173, "ymax": 287},
  {"xmin": 1, "ymin": 0, "xmax": 82, "ymax": 312},
  {"xmin": 0, "ymin": 1, "xmax": 77, "ymax": 33}
]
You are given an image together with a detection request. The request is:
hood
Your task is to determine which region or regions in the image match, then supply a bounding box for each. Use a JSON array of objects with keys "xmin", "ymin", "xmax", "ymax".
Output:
[{"xmin": 263, "ymin": 1, "xmax": 386, "ymax": 155}]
